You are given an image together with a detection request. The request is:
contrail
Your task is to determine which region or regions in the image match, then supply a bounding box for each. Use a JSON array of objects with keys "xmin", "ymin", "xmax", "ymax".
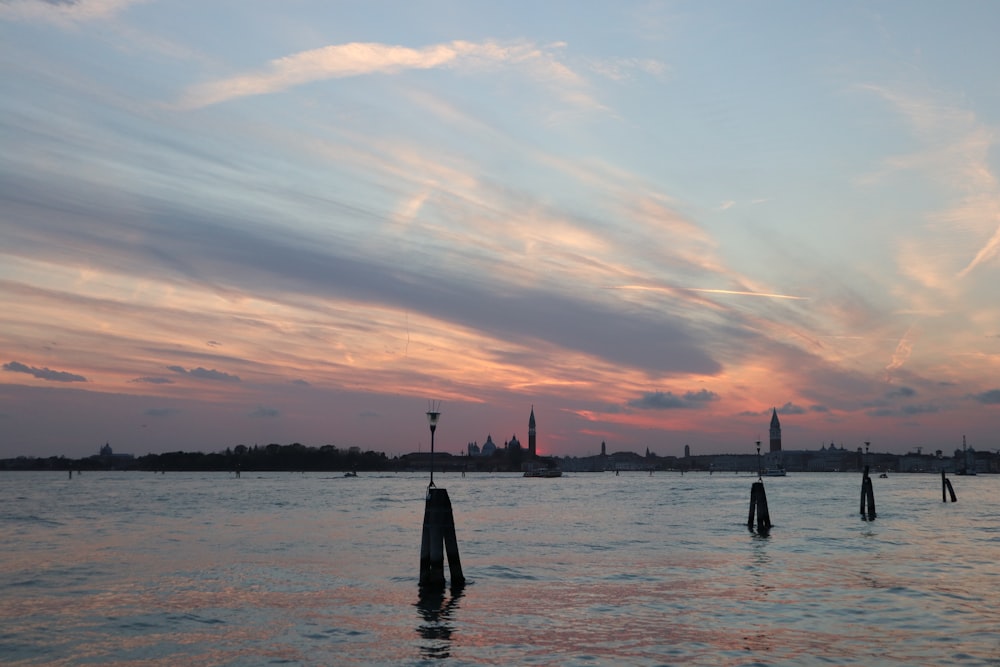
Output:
[{"xmin": 610, "ymin": 285, "xmax": 808, "ymax": 301}]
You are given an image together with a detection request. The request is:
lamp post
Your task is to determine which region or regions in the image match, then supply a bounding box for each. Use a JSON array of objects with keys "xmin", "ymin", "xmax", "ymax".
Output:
[
  {"xmin": 756, "ymin": 440, "xmax": 762, "ymax": 480},
  {"xmin": 426, "ymin": 407, "xmax": 441, "ymax": 488}
]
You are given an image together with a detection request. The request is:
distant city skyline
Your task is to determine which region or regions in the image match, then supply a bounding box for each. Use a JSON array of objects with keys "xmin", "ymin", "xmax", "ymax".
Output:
[{"xmin": 2, "ymin": 2, "xmax": 1000, "ymax": 459}]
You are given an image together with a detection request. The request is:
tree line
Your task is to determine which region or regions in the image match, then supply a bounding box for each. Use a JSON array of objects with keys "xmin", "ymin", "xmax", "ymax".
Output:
[{"xmin": 0, "ymin": 443, "xmax": 392, "ymax": 472}]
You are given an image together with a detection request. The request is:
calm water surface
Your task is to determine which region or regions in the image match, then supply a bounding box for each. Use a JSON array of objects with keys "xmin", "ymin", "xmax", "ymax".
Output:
[{"xmin": 1, "ymin": 470, "xmax": 998, "ymax": 666}]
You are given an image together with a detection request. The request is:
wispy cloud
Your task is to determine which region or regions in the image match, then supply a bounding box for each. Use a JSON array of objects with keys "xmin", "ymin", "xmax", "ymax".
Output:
[
  {"xmin": 611, "ymin": 284, "xmax": 808, "ymax": 301},
  {"xmin": 861, "ymin": 84, "xmax": 1000, "ymax": 288},
  {"xmin": 180, "ymin": 39, "xmax": 598, "ymax": 110},
  {"xmin": 131, "ymin": 376, "xmax": 174, "ymax": 384},
  {"xmin": 883, "ymin": 326, "xmax": 917, "ymax": 381},
  {"xmin": 3, "ymin": 360, "xmax": 86, "ymax": 382},
  {"xmin": 168, "ymin": 366, "xmax": 241, "ymax": 383},
  {"xmin": 0, "ymin": 0, "xmax": 141, "ymax": 23}
]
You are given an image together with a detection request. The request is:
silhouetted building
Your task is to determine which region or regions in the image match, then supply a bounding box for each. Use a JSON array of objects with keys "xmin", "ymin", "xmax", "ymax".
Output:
[
  {"xmin": 769, "ymin": 408, "xmax": 781, "ymax": 452},
  {"xmin": 528, "ymin": 406, "xmax": 536, "ymax": 458}
]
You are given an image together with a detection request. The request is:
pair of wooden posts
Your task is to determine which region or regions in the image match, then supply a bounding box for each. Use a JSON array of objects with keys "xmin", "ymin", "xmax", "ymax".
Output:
[
  {"xmin": 860, "ymin": 466, "xmax": 876, "ymax": 520},
  {"xmin": 419, "ymin": 486, "xmax": 466, "ymax": 589},
  {"xmin": 941, "ymin": 470, "xmax": 957, "ymax": 503},
  {"xmin": 747, "ymin": 441, "xmax": 771, "ymax": 533},
  {"xmin": 747, "ymin": 480, "xmax": 771, "ymax": 533}
]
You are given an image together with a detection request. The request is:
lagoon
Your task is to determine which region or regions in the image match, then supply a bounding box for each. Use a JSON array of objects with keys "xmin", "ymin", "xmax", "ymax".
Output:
[{"xmin": 1, "ymin": 470, "xmax": 998, "ymax": 665}]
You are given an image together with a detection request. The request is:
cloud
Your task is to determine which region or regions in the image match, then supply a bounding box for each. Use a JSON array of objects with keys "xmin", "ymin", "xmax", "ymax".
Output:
[
  {"xmin": 168, "ymin": 366, "xmax": 241, "ymax": 382},
  {"xmin": 179, "ymin": 39, "xmax": 596, "ymax": 110},
  {"xmin": 1, "ymin": 174, "xmax": 720, "ymax": 378},
  {"xmin": 777, "ymin": 402, "xmax": 807, "ymax": 415},
  {"xmin": 901, "ymin": 404, "xmax": 938, "ymax": 415},
  {"xmin": 629, "ymin": 389, "xmax": 718, "ymax": 410},
  {"xmin": 189, "ymin": 367, "xmax": 240, "ymax": 382},
  {"xmin": 0, "ymin": 0, "xmax": 141, "ymax": 23},
  {"xmin": 684, "ymin": 389, "xmax": 720, "ymax": 403},
  {"xmin": 250, "ymin": 406, "xmax": 280, "ymax": 418},
  {"xmin": 884, "ymin": 327, "xmax": 917, "ymax": 381},
  {"xmin": 861, "ymin": 84, "xmax": 1000, "ymax": 289},
  {"xmin": 3, "ymin": 360, "xmax": 86, "ymax": 382},
  {"xmin": 886, "ymin": 386, "xmax": 916, "ymax": 399},
  {"xmin": 587, "ymin": 56, "xmax": 668, "ymax": 82},
  {"xmin": 130, "ymin": 376, "xmax": 174, "ymax": 384},
  {"xmin": 970, "ymin": 389, "xmax": 1000, "ymax": 404},
  {"xmin": 291, "ymin": 379, "xmax": 310, "ymax": 387}
]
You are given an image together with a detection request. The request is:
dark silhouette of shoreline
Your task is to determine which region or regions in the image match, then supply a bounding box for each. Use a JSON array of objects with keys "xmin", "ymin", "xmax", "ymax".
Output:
[{"xmin": 2, "ymin": 441, "xmax": 996, "ymax": 474}]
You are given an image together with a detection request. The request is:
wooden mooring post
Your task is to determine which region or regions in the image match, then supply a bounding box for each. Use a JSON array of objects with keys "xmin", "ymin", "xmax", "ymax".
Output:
[
  {"xmin": 860, "ymin": 466, "xmax": 876, "ymax": 520},
  {"xmin": 747, "ymin": 481, "xmax": 772, "ymax": 533},
  {"xmin": 941, "ymin": 470, "xmax": 957, "ymax": 503},
  {"xmin": 747, "ymin": 441, "xmax": 771, "ymax": 533},
  {"xmin": 419, "ymin": 487, "xmax": 466, "ymax": 590}
]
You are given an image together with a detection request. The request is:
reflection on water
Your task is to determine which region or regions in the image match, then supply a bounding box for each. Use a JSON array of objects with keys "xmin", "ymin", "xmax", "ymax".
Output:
[
  {"xmin": 2, "ymin": 471, "xmax": 999, "ymax": 665},
  {"xmin": 415, "ymin": 585, "xmax": 465, "ymax": 660}
]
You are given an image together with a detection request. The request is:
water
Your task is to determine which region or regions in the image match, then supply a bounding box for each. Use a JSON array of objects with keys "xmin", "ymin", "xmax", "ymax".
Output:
[{"xmin": 1, "ymin": 470, "xmax": 998, "ymax": 666}]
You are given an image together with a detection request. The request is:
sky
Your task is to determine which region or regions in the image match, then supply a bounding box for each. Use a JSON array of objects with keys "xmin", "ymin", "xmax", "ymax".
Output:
[{"xmin": 2, "ymin": 1, "xmax": 1000, "ymax": 460}]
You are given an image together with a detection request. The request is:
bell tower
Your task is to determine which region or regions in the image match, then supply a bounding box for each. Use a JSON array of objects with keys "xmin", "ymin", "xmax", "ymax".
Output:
[
  {"xmin": 769, "ymin": 407, "xmax": 781, "ymax": 452},
  {"xmin": 528, "ymin": 405, "xmax": 536, "ymax": 458}
]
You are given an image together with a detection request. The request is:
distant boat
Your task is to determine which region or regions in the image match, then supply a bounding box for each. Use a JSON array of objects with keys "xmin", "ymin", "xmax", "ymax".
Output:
[
  {"xmin": 762, "ymin": 467, "xmax": 786, "ymax": 477},
  {"xmin": 524, "ymin": 469, "xmax": 562, "ymax": 478},
  {"xmin": 344, "ymin": 471, "xmax": 357, "ymax": 477},
  {"xmin": 879, "ymin": 472, "xmax": 888, "ymax": 479}
]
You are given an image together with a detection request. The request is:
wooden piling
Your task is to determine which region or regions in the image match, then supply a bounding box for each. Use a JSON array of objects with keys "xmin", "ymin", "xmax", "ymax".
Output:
[
  {"xmin": 860, "ymin": 466, "xmax": 876, "ymax": 520},
  {"xmin": 941, "ymin": 470, "xmax": 957, "ymax": 503},
  {"xmin": 747, "ymin": 481, "xmax": 771, "ymax": 533},
  {"xmin": 440, "ymin": 494, "xmax": 465, "ymax": 587},
  {"xmin": 420, "ymin": 487, "xmax": 465, "ymax": 589}
]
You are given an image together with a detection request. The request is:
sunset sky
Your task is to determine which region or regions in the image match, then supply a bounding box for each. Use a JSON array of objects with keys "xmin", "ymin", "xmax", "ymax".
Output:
[{"xmin": 3, "ymin": 1, "xmax": 1000, "ymax": 460}]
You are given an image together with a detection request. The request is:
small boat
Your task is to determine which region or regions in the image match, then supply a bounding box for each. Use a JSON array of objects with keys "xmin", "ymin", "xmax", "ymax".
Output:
[
  {"xmin": 523, "ymin": 469, "xmax": 562, "ymax": 478},
  {"xmin": 762, "ymin": 467, "xmax": 786, "ymax": 477},
  {"xmin": 343, "ymin": 471, "xmax": 357, "ymax": 477},
  {"xmin": 879, "ymin": 472, "xmax": 888, "ymax": 479}
]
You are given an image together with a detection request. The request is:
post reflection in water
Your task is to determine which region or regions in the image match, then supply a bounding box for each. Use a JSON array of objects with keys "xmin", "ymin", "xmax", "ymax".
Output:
[{"xmin": 415, "ymin": 585, "xmax": 465, "ymax": 660}]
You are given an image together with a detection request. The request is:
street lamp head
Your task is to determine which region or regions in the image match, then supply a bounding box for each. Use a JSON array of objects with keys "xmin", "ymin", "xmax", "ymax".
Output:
[{"xmin": 426, "ymin": 410, "xmax": 441, "ymax": 430}]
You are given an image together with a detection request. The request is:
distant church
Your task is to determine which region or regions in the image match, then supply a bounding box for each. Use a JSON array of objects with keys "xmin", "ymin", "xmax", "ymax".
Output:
[
  {"xmin": 467, "ymin": 406, "xmax": 538, "ymax": 458},
  {"xmin": 769, "ymin": 408, "xmax": 781, "ymax": 452}
]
